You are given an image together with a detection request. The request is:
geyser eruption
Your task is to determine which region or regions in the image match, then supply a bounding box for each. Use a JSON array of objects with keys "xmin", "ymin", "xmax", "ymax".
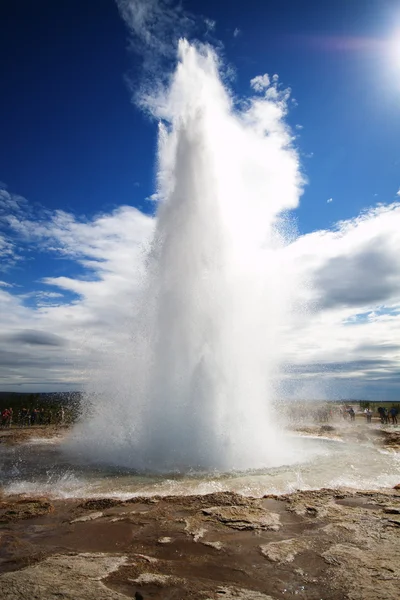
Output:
[{"xmin": 68, "ymin": 41, "xmax": 303, "ymax": 472}]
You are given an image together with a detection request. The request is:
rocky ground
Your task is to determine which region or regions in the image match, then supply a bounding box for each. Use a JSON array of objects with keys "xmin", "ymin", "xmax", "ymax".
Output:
[
  {"xmin": 293, "ymin": 422, "xmax": 400, "ymax": 451},
  {"xmin": 0, "ymin": 486, "xmax": 399, "ymax": 599},
  {"xmin": 0, "ymin": 425, "xmax": 65, "ymax": 446},
  {"xmin": 1, "ymin": 420, "xmax": 399, "ymax": 450},
  {"xmin": 0, "ymin": 424, "xmax": 399, "ymax": 599}
]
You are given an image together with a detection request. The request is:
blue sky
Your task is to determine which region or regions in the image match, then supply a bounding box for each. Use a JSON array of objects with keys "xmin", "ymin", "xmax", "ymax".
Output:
[
  {"xmin": 2, "ymin": 0, "xmax": 400, "ymax": 231},
  {"xmin": 1, "ymin": 0, "xmax": 400, "ymax": 397}
]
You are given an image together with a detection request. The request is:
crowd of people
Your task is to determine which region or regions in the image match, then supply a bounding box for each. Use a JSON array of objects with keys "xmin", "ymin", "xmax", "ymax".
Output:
[
  {"xmin": 1, "ymin": 403, "xmax": 399, "ymax": 429},
  {"xmin": 0, "ymin": 406, "xmax": 66, "ymax": 428},
  {"xmin": 340, "ymin": 404, "xmax": 399, "ymax": 425},
  {"xmin": 376, "ymin": 405, "xmax": 398, "ymax": 425}
]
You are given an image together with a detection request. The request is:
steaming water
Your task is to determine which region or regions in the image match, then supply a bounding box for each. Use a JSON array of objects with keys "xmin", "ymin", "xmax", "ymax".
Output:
[
  {"xmin": 1, "ymin": 46, "xmax": 397, "ymax": 500},
  {"xmin": 1, "ymin": 433, "xmax": 399, "ymax": 499},
  {"xmin": 66, "ymin": 41, "xmax": 304, "ymax": 472}
]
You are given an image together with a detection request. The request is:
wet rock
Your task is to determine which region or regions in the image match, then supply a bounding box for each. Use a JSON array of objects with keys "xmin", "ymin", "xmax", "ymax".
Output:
[
  {"xmin": 383, "ymin": 506, "xmax": 400, "ymax": 514},
  {"xmin": 184, "ymin": 517, "xmax": 207, "ymax": 541},
  {"xmin": 1, "ymin": 487, "xmax": 399, "ymax": 600},
  {"xmin": 322, "ymin": 522, "xmax": 358, "ymax": 536},
  {"xmin": 322, "ymin": 543, "xmax": 369, "ymax": 566},
  {"xmin": 28, "ymin": 524, "xmax": 52, "ymax": 533},
  {"xmin": 0, "ymin": 498, "xmax": 54, "ymax": 523},
  {"xmin": 260, "ymin": 538, "xmax": 310, "ymax": 563},
  {"xmin": 162, "ymin": 491, "xmax": 249, "ymax": 508},
  {"xmin": 202, "ymin": 505, "xmax": 280, "ymax": 531},
  {"xmin": 70, "ymin": 511, "xmax": 103, "ymax": 523},
  {"xmin": 207, "ymin": 586, "xmax": 275, "ymax": 599},
  {"xmin": 322, "ymin": 539, "xmax": 400, "ymax": 600},
  {"xmin": 282, "ymin": 491, "xmax": 332, "ymax": 518},
  {"xmin": 125, "ymin": 496, "xmax": 160, "ymax": 505},
  {"xmin": 385, "ymin": 517, "xmax": 400, "ymax": 527},
  {"xmin": 192, "ymin": 527, "xmax": 207, "ymax": 541},
  {"xmin": 131, "ymin": 573, "xmax": 177, "ymax": 585},
  {"xmin": 202, "ymin": 540, "xmax": 224, "ymax": 550},
  {"xmin": 78, "ymin": 498, "xmax": 122, "ymax": 510},
  {"xmin": 0, "ymin": 552, "xmax": 129, "ymax": 600},
  {"xmin": 133, "ymin": 553, "xmax": 158, "ymax": 564}
]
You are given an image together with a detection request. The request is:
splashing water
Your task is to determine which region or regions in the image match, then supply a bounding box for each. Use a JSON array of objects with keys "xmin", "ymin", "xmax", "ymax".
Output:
[{"xmin": 66, "ymin": 41, "xmax": 304, "ymax": 472}]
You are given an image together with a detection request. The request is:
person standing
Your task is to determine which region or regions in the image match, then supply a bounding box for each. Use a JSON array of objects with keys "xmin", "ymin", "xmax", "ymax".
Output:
[
  {"xmin": 383, "ymin": 408, "xmax": 389, "ymax": 425},
  {"xmin": 390, "ymin": 406, "xmax": 398, "ymax": 425},
  {"xmin": 364, "ymin": 408, "xmax": 372, "ymax": 424}
]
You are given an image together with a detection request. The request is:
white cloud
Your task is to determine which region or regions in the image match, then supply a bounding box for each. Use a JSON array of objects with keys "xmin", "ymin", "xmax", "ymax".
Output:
[
  {"xmin": 327, "ymin": 197, "xmax": 333, "ymax": 203},
  {"xmin": 37, "ymin": 291, "xmax": 64, "ymax": 298},
  {"xmin": 396, "ymin": 188, "xmax": 400, "ymax": 197},
  {"xmin": 0, "ymin": 233, "xmax": 18, "ymax": 271},
  {"xmin": 250, "ymin": 73, "xmax": 271, "ymax": 92},
  {"xmin": 233, "ymin": 27, "xmax": 241, "ymax": 38},
  {"xmin": 0, "ymin": 202, "xmax": 155, "ymax": 390},
  {"xmin": 1, "ymin": 187, "xmax": 400, "ymax": 398},
  {"xmin": 21, "ymin": 290, "xmax": 64, "ymax": 304},
  {"xmin": 0, "ymin": 188, "xmax": 28, "ymax": 214},
  {"xmin": 0, "ymin": 186, "xmax": 38, "ymax": 270},
  {"xmin": 146, "ymin": 192, "xmax": 160, "ymax": 202},
  {"xmin": 278, "ymin": 202, "xmax": 400, "ymax": 397},
  {"xmin": 204, "ymin": 18, "xmax": 216, "ymax": 32}
]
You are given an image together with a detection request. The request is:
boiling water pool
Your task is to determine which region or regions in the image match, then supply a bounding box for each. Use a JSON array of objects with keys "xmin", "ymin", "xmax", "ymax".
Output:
[{"xmin": 0, "ymin": 434, "xmax": 398, "ymax": 499}]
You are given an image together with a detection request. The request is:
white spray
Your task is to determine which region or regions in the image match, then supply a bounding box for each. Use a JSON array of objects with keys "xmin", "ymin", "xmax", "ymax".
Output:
[{"xmin": 67, "ymin": 41, "xmax": 304, "ymax": 472}]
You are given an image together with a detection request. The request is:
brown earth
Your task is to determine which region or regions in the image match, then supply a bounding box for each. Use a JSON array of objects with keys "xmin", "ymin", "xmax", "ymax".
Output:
[
  {"xmin": 1, "ymin": 487, "xmax": 399, "ymax": 600},
  {"xmin": 293, "ymin": 422, "xmax": 400, "ymax": 451},
  {"xmin": 1, "ymin": 424, "xmax": 399, "ymax": 599},
  {"xmin": 0, "ymin": 425, "xmax": 66, "ymax": 446}
]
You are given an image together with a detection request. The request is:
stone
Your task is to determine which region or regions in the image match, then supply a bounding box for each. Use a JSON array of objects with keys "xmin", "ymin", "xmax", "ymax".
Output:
[
  {"xmin": 202, "ymin": 540, "xmax": 224, "ymax": 550},
  {"xmin": 131, "ymin": 573, "xmax": 176, "ymax": 585},
  {"xmin": 260, "ymin": 538, "xmax": 309, "ymax": 563},
  {"xmin": 0, "ymin": 552, "xmax": 129, "ymax": 600},
  {"xmin": 202, "ymin": 505, "xmax": 280, "ymax": 531},
  {"xmin": 207, "ymin": 586, "xmax": 275, "ymax": 599},
  {"xmin": 184, "ymin": 517, "xmax": 207, "ymax": 541},
  {"xmin": 70, "ymin": 511, "xmax": 103, "ymax": 523},
  {"xmin": 133, "ymin": 553, "xmax": 158, "ymax": 563},
  {"xmin": 78, "ymin": 499, "xmax": 122, "ymax": 510},
  {"xmin": 0, "ymin": 498, "xmax": 54, "ymax": 523},
  {"xmin": 383, "ymin": 506, "xmax": 400, "ymax": 514}
]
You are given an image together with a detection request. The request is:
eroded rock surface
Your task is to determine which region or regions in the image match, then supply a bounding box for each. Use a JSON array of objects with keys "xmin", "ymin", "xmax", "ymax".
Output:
[
  {"xmin": 0, "ymin": 497, "xmax": 54, "ymax": 523},
  {"xmin": 0, "ymin": 553, "xmax": 129, "ymax": 600},
  {"xmin": 260, "ymin": 538, "xmax": 310, "ymax": 563},
  {"xmin": 202, "ymin": 504, "xmax": 281, "ymax": 530},
  {"xmin": 0, "ymin": 488, "xmax": 399, "ymax": 599},
  {"xmin": 206, "ymin": 586, "xmax": 276, "ymax": 599}
]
